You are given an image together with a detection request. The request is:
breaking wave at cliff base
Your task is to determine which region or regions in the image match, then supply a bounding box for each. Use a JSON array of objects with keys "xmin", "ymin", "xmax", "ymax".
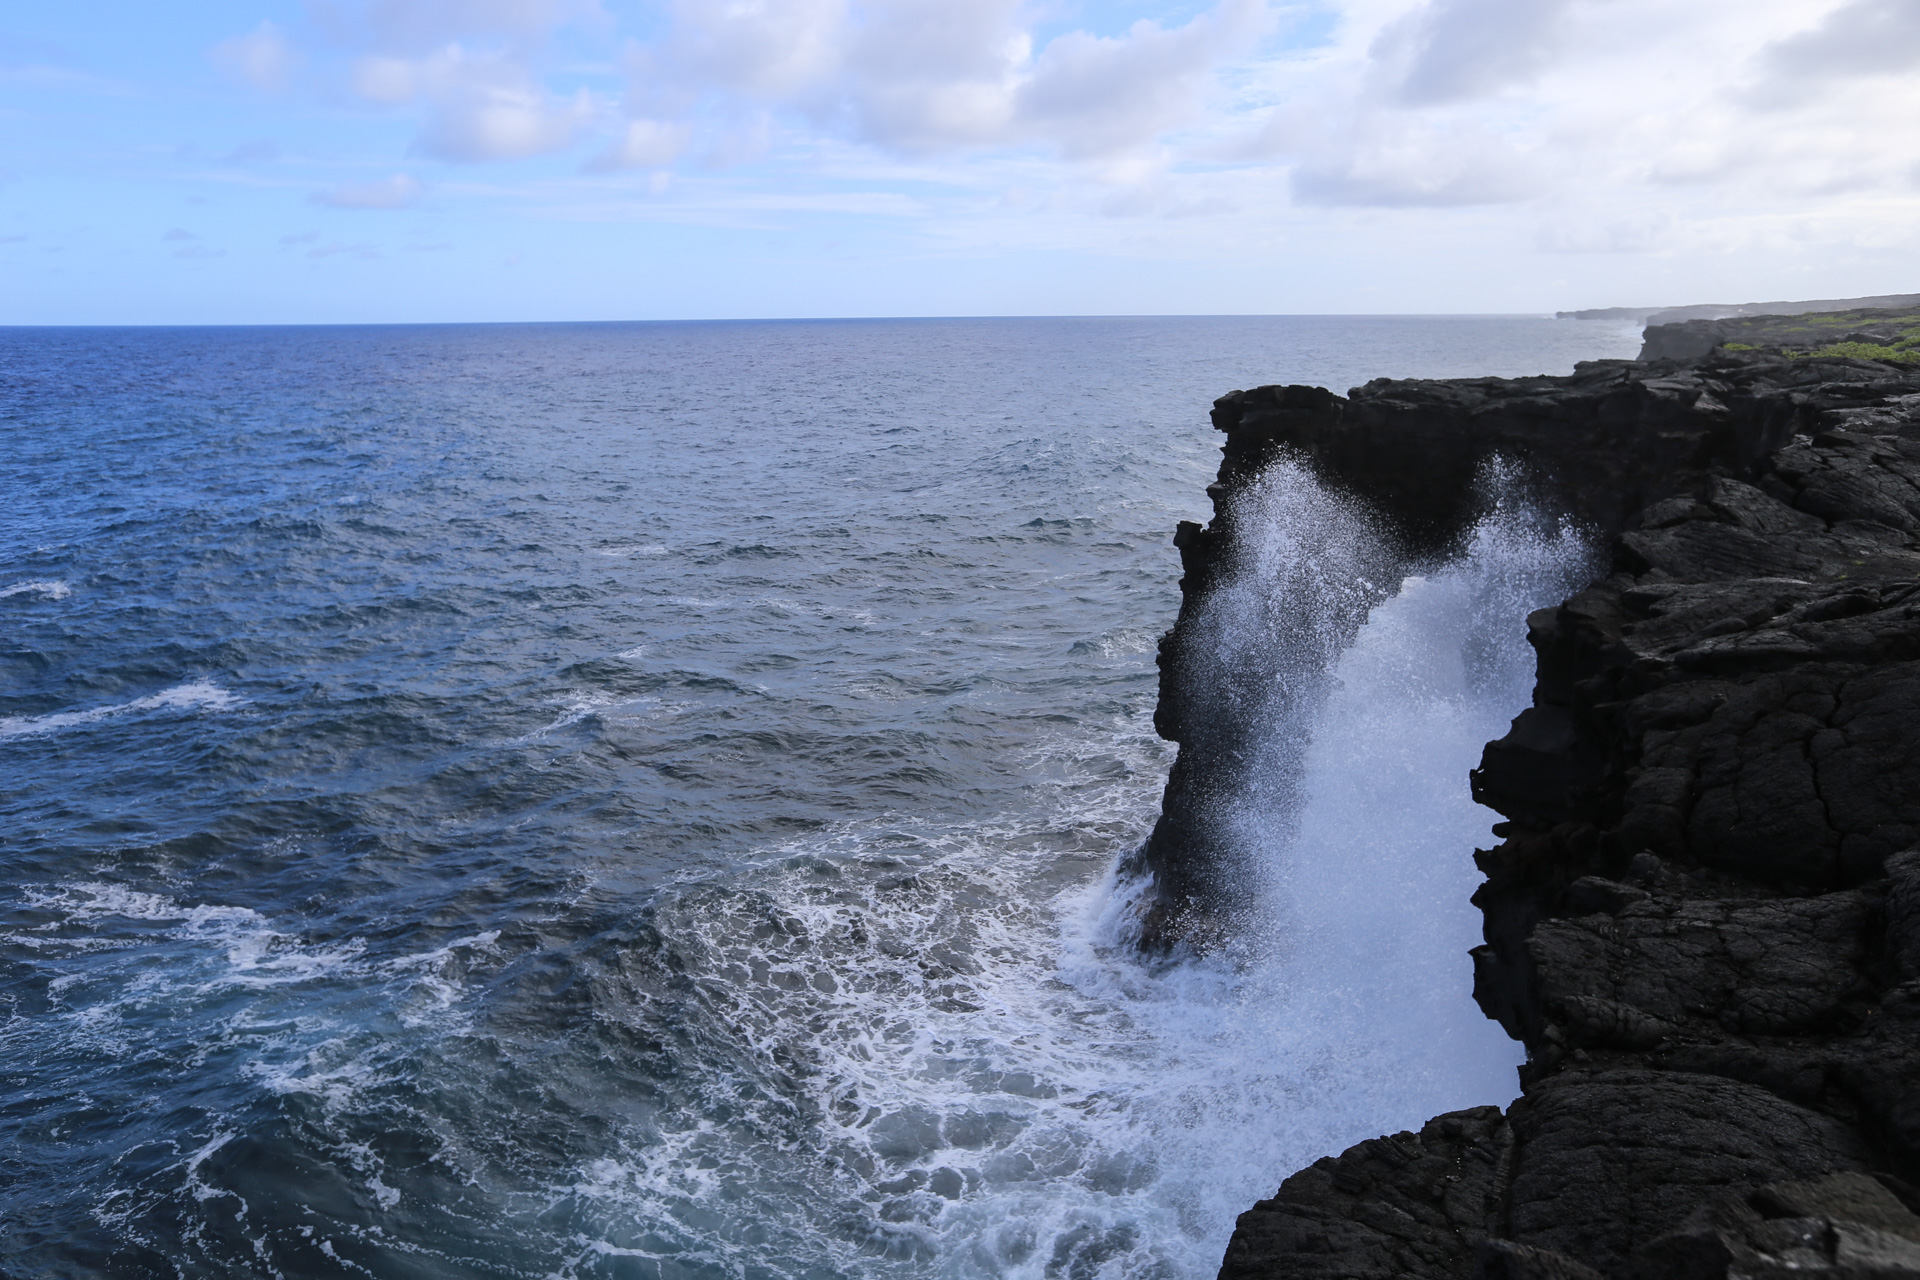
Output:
[{"xmin": 465, "ymin": 464, "xmax": 1599, "ymax": 1280}]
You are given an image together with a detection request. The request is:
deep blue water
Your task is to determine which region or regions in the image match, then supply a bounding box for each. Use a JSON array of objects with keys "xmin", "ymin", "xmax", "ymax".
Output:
[{"xmin": 1, "ymin": 317, "xmax": 1641, "ymax": 1279}]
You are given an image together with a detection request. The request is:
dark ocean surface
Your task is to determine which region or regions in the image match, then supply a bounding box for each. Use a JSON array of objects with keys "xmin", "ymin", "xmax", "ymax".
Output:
[{"xmin": 0, "ymin": 317, "xmax": 1642, "ymax": 1279}]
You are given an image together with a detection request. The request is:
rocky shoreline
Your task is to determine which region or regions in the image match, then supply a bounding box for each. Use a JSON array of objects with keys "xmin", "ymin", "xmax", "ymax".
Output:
[
  {"xmin": 1146, "ymin": 325, "xmax": 1920, "ymax": 1276},
  {"xmin": 1637, "ymin": 306, "xmax": 1920, "ymax": 364}
]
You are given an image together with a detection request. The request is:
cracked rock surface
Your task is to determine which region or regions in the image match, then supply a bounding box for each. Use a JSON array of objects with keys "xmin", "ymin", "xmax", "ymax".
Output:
[{"xmin": 1158, "ymin": 346, "xmax": 1920, "ymax": 1277}]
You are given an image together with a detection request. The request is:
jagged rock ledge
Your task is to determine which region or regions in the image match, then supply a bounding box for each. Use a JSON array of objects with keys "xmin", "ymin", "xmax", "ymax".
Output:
[{"xmin": 1143, "ymin": 342, "xmax": 1920, "ymax": 1276}]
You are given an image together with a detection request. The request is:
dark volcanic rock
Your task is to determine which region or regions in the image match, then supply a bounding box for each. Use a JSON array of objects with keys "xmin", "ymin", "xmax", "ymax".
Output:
[
  {"xmin": 1142, "ymin": 349, "xmax": 1915, "ymax": 938},
  {"xmin": 1639, "ymin": 306, "xmax": 1920, "ymax": 363},
  {"xmin": 1166, "ymin": 339, "xmax": 1920, "ymax": 1277},
  {"xmin": 1219, "ymin": 1107, "xmax": 1512, "ymax": 1280},
  {"xmin": 1502, "ymin": 1070, "xmax": 1873, "ymax": 1272}
]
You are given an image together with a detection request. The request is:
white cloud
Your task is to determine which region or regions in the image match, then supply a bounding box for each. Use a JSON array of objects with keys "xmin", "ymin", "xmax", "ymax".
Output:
[
  {"xmin": 313, "ymin": 173, "xmax": 425, "ymax": 208},
  {"xmin": 634, "ymin": 0, "xmax": 1265, "ymax": 159},
  {"xmin": 1760, "ymin": 0, "xmax": 1920, "ymax": 81},
  {"xmin": 661, "ymin": 0, "xmax": 852, "ymax": 99},
  {"xmin": 351, "ymin": 55, "xmax": 420, "ymax": 104},
  {"xmin": 826, "ymin": 0, "xmax": 1029, "ymax": 151},
  {"xmin": 210, "ymin": 21, "xmax": 300, "ymax": 92},
  {"xmin": 1016, "ymin": 2, "xmax": 1263, "ymax": 158},
  {"xmin": 316, "ymin": 0, "xmax": 604, "ymax": 52},
  {"xmin": 429, "ymin": 83, "xmax": 589, "ymax": 161},
  {"xmin": 215, "ymin": 1, "xmax": 1263, "ymax": 171},
  {"xmin": 1291, "ymin": 122, "xmax": 1534, "ymax": 207},
  {"xmin": 352, "ymin": 45, "xmax": 592, "ymax": 160},
  {"xmin": 1225, "ymin": 0, "xmax": 1920, "ymax": 227},
  {"xmin": 587, "ymin": 117, "xmax": 689, "ymax": 171},
  {"xmin": 211, "ymin": 0, "xmax": 1920, "ymax": 286},
  {"xmin": 1370, "ymin": 0, "xmax": 1577, "ymax": 105}
]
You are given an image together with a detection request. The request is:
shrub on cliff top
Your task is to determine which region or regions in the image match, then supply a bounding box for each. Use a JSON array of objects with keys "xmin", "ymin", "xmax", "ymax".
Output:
[{"xmin": 1802, "ymin": 341, "xmax": 1920, "ymax": 363}]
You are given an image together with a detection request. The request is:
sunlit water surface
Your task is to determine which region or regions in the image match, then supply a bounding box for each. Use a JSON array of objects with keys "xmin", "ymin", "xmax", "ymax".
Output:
[{"xmin": 0, "ymin": 317, "xmax": 1641, "ymax": 1278}]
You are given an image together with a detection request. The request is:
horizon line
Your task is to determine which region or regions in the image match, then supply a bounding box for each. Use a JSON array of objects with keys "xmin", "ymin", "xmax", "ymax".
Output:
[{"xmin": 1, "ymin": 311, "xmax": 1645, "ymax": 331}]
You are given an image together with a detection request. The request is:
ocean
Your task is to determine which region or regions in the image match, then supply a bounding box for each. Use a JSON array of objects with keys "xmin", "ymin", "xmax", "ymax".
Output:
[{"xmin": 1, "ymin": 316, "xmax": 1642, "ymax": 1279}]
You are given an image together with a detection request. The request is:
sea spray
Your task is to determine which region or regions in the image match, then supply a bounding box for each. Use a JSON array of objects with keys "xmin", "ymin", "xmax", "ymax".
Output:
[
  {"xmin": 1177, "ymin": 459, "xmax": 1399, "ymax": 948},
  {"xmin": 509, "ymin": 465, "xmax": 1596, "ymax": 1279},
  {"xmin": 1247, "ymin": 466, "xmax": 1599, "ymax": 1111}
]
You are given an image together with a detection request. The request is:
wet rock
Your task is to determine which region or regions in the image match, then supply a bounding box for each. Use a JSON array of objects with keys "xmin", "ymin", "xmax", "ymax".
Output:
[{"xmin": 1217, "ymin": 1107, "xmax": 1511, "ymax": 1280}]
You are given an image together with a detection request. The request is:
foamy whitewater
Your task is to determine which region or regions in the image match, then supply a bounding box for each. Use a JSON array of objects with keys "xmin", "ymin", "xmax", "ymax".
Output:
[
  {"xmin": 0, "ymin": 680, "xmax": 241, "ymax": 739},
  {"xmin": 0, "ymin": 317, "xmax": 1640, "ymax": 1278}
]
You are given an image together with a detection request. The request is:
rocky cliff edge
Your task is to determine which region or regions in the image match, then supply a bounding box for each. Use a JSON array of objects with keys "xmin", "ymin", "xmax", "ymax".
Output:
[{"xmin": 1145, "ymin": 344, "xmax": 1920, "ymax": 1277}]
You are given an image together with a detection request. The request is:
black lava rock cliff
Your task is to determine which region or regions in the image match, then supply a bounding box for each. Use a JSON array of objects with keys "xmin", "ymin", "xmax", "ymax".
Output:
[
  {"xmin": 1639, "ymin": 307, "xmax": 1920, "ymax": 364},
  {"xmin": 1145, "ymin": 344, "xmax": 1920, "ymax": 1277}
]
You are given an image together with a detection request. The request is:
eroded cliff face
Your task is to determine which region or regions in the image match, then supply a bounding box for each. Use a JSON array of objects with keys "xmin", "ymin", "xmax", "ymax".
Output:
[
  {"xmin": 1140, "ymin": 356, "xmax": 1805, "ymax": 943},
  {"xmin": 1146, "ymin": 348, "xmax": 1920, "ymax": 1277}
]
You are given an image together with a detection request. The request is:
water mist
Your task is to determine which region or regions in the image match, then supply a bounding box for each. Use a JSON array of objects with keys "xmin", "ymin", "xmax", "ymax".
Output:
[{"xmin": 558, "ymin": 457, "xmax": 1604, "ymax": 1280}]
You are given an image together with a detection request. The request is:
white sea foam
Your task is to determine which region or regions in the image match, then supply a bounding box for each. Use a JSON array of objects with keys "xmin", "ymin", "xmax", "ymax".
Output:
[
  {"xmin": 511, "ymin": 691, "xmax": 668, "ymax": 743},
  {"xmin": 1071, "ymin": 626, "xmax": 1158, "ymax": 659},
  {"xmin": 20, "ymin": 882, "xmax": 363, "ymax": 991},
  {"xmin": 182, "ymin": 1131, "xmax": 242, "ymax": 1207},
  {"xmin": 382, "ymin": 930, "xmax": 501, "ymax": 1023},
  {"xmin": 0, "ymin": 681, "xmax": 242, "ymax": 741},
  {"xmin": 535, "ymin": 465, "xmax": 1593, "ymax": 1280},
  {"xmin": 1, "ymin": 579, "xmax": 71, "ymax": 600},
  {"xmin": 11, "ymin": 877, "xmax": 498, "ymax": 1227},
  {"xmin": 26, "ymin": 882, "xmax": 186, "ymax": 923}
]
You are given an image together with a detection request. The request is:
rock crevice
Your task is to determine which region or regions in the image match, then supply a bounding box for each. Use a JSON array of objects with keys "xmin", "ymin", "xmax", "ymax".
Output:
[{"xmin": 1153, "ymin": 345, "xmax": 1920, "ymax": 1277}]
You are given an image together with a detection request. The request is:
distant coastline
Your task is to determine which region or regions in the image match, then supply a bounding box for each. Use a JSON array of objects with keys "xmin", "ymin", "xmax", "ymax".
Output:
[{"xmin": 1558, "ymin": 290, "xmax": 1920, "ymax": 327}]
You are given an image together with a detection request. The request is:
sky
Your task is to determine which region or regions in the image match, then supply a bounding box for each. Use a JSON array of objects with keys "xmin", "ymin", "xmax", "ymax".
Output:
[{"xmin": 2, "ymin": 0, "xmax": 1918, "ymax": 323}]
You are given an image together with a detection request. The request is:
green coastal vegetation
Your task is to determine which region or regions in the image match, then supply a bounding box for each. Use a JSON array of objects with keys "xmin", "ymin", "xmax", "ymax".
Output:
[
  {"xmin": 1800, "ymin": 341, "xmax": 1920, "ymax": 363},
  {"xmin": 1722, "ymin": 338, "xmax": 1920, "ymax": 363},
  {"xmin": 1704, "ymin": 308, "xmax": 1920, "ymax": 364}
]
